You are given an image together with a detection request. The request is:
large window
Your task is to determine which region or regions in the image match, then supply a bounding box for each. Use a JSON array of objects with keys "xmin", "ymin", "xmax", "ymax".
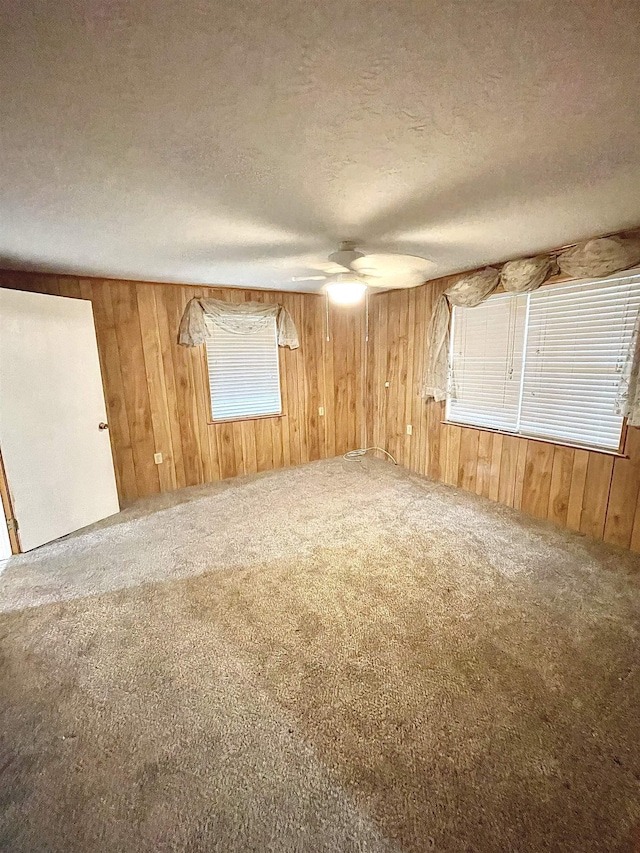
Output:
[
  {"xmin": 205, "ymin": 315, "xmax": 282, "ymax": 422},
  {"xmin": 446, "ymin": 273, "xmax": 640, "ymax": 451}
]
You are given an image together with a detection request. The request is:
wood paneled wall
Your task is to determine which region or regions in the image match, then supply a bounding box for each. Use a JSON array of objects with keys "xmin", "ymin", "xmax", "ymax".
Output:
[
  {"xmin": 0, "ymin": 271, "xmax": 365, "ymax": 503},
  {"xmin": 367, "ymin": 280, "xmax": 640, "ymax": 552},
  {"xmin": 3, "ymin": 267, "xmax": 639, "ymax": 551}
]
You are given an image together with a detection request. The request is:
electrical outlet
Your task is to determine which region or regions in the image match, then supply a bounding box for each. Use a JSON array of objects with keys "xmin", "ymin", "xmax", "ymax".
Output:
[
  {"xmin": 385, "ymin": 381, "xmax": 390, "ymax": 388},
  {"xmin": 406, "ymin": 424, "xmax": 413, "ymax": 435},
  {"xmin": 154, "ymin": 452, "xmax": 163, "ymax": 464},
  {"xmin": 318, "ymin": 406, "xmax": 325, "ymax": 416}
]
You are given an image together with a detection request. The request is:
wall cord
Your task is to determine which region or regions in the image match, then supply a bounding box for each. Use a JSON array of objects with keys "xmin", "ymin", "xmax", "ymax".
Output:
[{"xmin": 343, "ymin": 447, "xmax": 398, "ymax": 465}]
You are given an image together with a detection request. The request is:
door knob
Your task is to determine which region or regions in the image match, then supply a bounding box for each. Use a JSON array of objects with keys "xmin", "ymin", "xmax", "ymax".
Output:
[{"xmin": 98, "ymin": 422, "xmax": 109, "ymax": 430}]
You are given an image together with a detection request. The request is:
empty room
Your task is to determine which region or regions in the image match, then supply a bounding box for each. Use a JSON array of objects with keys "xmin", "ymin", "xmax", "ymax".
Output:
[{"xmin": 1, "ymin": 1, "xmax": 639, "ymax": 851}]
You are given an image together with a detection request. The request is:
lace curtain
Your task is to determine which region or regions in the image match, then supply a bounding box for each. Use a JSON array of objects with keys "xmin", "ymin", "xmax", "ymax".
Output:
[
  {"xmin": 615, "ymin": 310, "xmax": 640, "ymax": 426},
  {"xmin": 420, "ymin": 268, "xmax": 499, "ymax": 401},
  {"xmin": 178, "ymin": 297, "xmax": 299, "ymax": 349}
]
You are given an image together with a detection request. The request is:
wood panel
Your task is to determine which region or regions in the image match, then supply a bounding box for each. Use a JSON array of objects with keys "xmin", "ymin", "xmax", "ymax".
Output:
[
  {"xmin": 547, "ymin": 445, "xmax": 574, "ymax": 528},
  {"xmin": 0, "ymin": 271, "xmax": 365, "ymax": 504},
  {"xmin": 367, "ymin": 282, "xmax": 640, "ymax": 552},
  {"xmin": 521, "ymin": 441, "xmax": 554, "ymax": 519},
  {"xmin": 604, "ymin": 427, "xmax": 640, "ymax": 547},
  {"xmin": 0, "ymin": 449, "xmax": 21, "ymax": 554}
]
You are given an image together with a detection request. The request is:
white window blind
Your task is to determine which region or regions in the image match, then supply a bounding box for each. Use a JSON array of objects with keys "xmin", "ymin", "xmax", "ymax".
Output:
[
  {"xmin": 446, "ymin": 273, "xmax": 640, "ymax": 452},
  {"xmin": 448, "ymin": 293, "xmax": 527, "ymax": 431},
  {"xmin": 205, "ymin": 315, "xmax": 282, "ymax": 421},
  {"xmin": 519, "ymin": 277, "xmax": 639, "ymax": 449}
]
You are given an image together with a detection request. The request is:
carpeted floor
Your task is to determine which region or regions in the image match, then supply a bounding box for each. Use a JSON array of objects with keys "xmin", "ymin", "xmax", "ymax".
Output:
[{"xmin": 1, "ymin": 458, "xmax": 639, "ymax": 852}]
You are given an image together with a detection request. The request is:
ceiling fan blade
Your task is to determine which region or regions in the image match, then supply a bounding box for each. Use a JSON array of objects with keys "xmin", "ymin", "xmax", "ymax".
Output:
[
  {"xmin": 364, "ymin": 271, "xmax": 430, "ymax": 290},
  {"xmin": 350, "ymin": 266, "xmax": 385, "ymax": 278},
  {"xmin": 314, "ymin": 261, "xmax": 350, "ymax": 274},
  {"xmin": 351, "ymin": 253, "xmax": 434, "ymax": 279},
  {"xmin": 291, "ymin": 275, "xmax": 327, "ymax": 281}
]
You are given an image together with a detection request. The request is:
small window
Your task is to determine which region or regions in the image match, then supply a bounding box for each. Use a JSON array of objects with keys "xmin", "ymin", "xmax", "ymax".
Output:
[
  {"xmin": 205, "ymin": 314, "xmax": 282, "ymax": 422},
  {"xmin": 447, "ymin": 273, "xmax": 640, "ymax": 452}
]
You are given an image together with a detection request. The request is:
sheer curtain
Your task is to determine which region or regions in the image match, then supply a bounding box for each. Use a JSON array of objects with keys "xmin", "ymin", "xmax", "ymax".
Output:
[{"xmin": 178, "ymin": 297, "xmax": 299, "ymax": 349}]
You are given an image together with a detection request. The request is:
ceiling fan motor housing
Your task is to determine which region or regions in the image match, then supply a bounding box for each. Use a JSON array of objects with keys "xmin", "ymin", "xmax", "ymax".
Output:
[{"xmin": 328, "ymin": 241, "xmax": 364, "ymax": 269}]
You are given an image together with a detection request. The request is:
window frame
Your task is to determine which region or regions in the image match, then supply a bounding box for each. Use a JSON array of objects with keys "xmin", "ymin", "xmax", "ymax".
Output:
[
  {"xmin": 202, "ymin": 314, "xmax": 284, "ymax": 425},
  {"xmin": 443, "ymin": 412, "xmax": 628, "ymax": 457},
  {"xmin": 444, "ymin": 274, "xmax": 640, "ymax": 457}
]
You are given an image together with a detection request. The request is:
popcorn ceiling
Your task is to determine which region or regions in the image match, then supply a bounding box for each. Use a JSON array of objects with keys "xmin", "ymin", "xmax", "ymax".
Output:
[{"xmin": 1, "ymin": 0, "xmax": 639, "ymax": 290}]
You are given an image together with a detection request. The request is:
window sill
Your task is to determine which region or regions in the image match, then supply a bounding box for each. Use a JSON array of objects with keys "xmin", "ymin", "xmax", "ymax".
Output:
[
  {"xmin": 442, "ymin": 420, "xmax": 628, "ymax": 458},
  {"xmin": 208, "ymin": 413, "xmax": 285, "ymax": 426}
]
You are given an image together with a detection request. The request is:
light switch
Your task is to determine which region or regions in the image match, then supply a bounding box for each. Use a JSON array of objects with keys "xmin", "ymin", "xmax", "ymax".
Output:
[
  {"xmin": 154, "ymin": 452, "xmax": 163, "ymax": 464},
  {"xmin": 319, "ymin": 406, "xmax": 325, "ymax": 416}
]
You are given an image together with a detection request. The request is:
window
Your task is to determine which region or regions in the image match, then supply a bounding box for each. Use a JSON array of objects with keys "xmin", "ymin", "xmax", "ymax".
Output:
[
  {"xmin": 447, "ymin": 273, "xmax": 640, "ymax": 452},
  {"xmin": 205, "ymin": 314, "xmax": 282, "ymax": 421}
]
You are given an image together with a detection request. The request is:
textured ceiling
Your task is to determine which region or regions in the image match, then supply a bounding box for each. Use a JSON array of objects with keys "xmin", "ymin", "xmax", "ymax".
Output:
[{"xmin": 1, "ymin": 0, "xmax": 640, "ymax": 292}]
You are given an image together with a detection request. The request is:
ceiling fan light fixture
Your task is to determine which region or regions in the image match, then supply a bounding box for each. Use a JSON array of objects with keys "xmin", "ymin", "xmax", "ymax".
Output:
[{"xmin": 325, "ymin": 274, "xmax": 367, "ymax": 305}]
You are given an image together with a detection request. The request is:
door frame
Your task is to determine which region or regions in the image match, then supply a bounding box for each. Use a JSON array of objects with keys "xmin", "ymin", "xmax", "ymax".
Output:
[{"xmin": 0, "ymin": 447, "xmax": 21, "ymax": 554}]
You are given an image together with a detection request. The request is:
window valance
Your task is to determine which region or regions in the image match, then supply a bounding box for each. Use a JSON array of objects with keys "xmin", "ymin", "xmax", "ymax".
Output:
[
  {"xmin": 500, "ymin": 256, "xmax": 557, "ymax": 293},
  {"xmin": 178, "ymin": 297, "xmax": 299, "ymax": 349},
  {"xmin": 558, "ymin": 235, "xmax": 640, "ymax": 279}
]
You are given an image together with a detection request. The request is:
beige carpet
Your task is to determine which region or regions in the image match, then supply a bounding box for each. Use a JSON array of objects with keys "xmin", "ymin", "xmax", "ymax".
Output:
[{"xmin": 1, "ymin": 457, "xmax": 639, "ymax": 852}]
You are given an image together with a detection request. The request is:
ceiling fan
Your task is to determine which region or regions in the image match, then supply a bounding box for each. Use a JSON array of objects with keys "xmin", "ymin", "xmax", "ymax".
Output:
[{"xmin": 292, "ymin": 241, "xmax": 434, "ymax": 304}]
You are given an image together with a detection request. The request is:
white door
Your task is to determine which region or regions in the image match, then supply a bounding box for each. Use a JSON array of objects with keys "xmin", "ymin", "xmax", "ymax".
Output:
[{"xmin": 0, "ymin": 288, "xmax": 120, "ymax": 551}]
